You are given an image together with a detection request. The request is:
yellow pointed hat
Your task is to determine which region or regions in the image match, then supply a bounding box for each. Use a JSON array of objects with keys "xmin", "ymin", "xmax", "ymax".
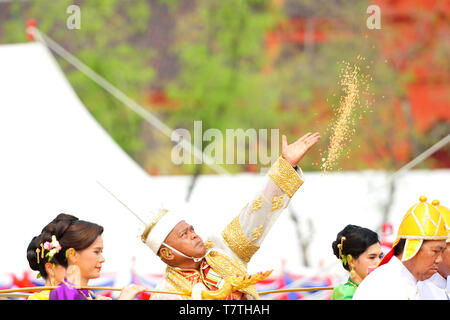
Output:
[
  {"xmin": 432, "ymin": 200, "xmax": 450, "ymax": 243},
  {"xmin": 379, "ymin": 196, "xmax": 448, "ymax": 265}
]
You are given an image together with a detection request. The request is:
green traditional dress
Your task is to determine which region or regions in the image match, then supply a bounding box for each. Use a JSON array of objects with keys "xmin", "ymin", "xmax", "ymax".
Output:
[{"xmin": 330, "ymin": 278, "xmax": 359, "ymax": 300}]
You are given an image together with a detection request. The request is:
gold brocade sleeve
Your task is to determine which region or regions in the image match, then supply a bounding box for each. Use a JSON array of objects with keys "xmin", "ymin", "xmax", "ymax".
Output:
[
  {"xmin": 221, "ymin": 156, "xmax": 304, "ymax": 265},
  {"xmin": 222, "ymin": 216, "xmax": 260, "ymax": 264},
  {"xmin": 267, "ymin": 156, "xmax": 303, "ymax": 198}
]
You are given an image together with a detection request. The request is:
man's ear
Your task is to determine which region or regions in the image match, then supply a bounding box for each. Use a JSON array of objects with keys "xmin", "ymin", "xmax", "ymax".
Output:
[{"xmin": 159, "ymin": 247, "xmax": 173, "ymax": 260}]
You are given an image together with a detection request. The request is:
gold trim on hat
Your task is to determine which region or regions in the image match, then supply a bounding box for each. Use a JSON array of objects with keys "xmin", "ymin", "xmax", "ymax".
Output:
[
  {"xmin": 397, "ymin": 235, "xmax": 449, "ymax": 240},
  {"xmin": 141, "ymin": 209, "xmax": 168, "ymax": 243},
  {"xmin": 402, "ymin": 239, "xmax": 422, "ymax": 261}
]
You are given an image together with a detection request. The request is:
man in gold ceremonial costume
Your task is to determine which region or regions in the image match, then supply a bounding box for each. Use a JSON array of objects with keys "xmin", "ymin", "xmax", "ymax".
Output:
[
  {"xmin": 417, "ymin": 200, "xmax": 450, "ymax": 299},
  {"xmin": 353, "ymin": 196, "xmax": 448, "ymax": 300},
  {"xmin": 141, "ymin": 132, "xmax": 320, "ymax": 300}
]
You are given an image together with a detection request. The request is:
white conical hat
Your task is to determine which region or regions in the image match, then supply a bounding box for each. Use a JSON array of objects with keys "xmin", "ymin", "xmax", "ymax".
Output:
[{"xmin": 141, "ymin": 208, "xmax": 183, "ymax": 255}]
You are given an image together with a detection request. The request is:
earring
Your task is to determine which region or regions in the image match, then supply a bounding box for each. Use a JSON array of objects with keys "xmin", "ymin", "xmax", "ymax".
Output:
[
  {"xmin": 66, "ymin": 249, "xmax": 76, "ymax": 260},
  {"xmin": 350, "ymin": 269, "xmax": 357, "ymax": 280},
  {"xmin": 66, "ymin": 264, "xmax": 76, "ymax": 277}
]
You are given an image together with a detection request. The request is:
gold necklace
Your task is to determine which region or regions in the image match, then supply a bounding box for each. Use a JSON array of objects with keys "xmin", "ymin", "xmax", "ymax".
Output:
[
  {"xmin": 77, "ymin": 288, "xmax": 94, "ymax": 300},
  {"xmin": 346, "ymin": 278, "xmax": 359, "ymax": 289},
  {"xmin": 63, "ymin": 279, "xmax": 94, "ymax": 300}
]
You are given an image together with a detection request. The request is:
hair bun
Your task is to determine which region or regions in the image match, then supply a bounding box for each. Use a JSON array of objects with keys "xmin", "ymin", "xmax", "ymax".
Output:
[
  {"xmin": 26, "ymin": 235, "xmax": 42, "ymax": 271},
  {"xmin": 41, "ymin": 213, "xmax": 78, "ymax": 240},
  {"xmin": 331, "ymin": 236, "xmax": 342, "ymax": 259}
]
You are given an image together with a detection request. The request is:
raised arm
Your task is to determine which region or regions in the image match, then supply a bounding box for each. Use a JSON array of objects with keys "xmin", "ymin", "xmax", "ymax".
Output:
[{"xmin": 220, "ymin": 132, "xmax": 320, "ymax": 264}]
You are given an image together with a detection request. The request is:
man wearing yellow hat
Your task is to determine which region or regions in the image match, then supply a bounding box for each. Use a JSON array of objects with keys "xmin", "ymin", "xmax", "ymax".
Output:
[
  {"xmin": 353, "ymin": 196, "xmax": 448, "ymax": 300},
  {"xmin": 142, "ymin": 132, "xmax": 320, "ymax": 300},
  {"xmin": 417, "ymin": 200, "xmax": 450, "ymax": 299}
]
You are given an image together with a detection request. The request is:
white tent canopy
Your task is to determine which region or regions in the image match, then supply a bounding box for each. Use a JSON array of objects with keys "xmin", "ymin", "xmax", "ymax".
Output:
[
  {"xmin": 0, "ymin": 42, "xmax": 173, "ymax": 278},
  {"xmin": 0, "ymin": 43, "xmax": 448, "ymax": 287}
]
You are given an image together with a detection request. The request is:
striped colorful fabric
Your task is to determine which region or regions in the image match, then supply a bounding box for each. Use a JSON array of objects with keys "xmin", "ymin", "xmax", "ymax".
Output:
[{"xmin": 202, "ymin": 263, "xmax": 222, "ymax": 289}]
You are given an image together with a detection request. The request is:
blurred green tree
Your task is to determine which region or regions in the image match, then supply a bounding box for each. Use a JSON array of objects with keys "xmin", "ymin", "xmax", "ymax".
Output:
[
  {"xmin": 164, "ymin": 0, "xmax": 286, "ymax": 177},
  {"xmin": 1, "ymin": 0, "xmax": 155, "ymax": 159}
]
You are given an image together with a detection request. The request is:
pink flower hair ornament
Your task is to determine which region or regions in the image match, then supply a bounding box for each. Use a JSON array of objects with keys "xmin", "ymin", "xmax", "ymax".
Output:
[{"xmin": 43, "ymin": 235, "xmax": 62, "ymax": 262}]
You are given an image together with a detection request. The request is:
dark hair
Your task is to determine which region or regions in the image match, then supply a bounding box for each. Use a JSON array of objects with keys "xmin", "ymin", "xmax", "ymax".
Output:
[
  {"xmin": 394, "ymin": 239, "xmax": 406, "ymax": 257},
  {"xmin": 332, "ymin": 224, "xmax": 380, "ymax": 271},
  {"xmin": 26, "ymin": 213, "xmax": 104, "ymax": 279}
]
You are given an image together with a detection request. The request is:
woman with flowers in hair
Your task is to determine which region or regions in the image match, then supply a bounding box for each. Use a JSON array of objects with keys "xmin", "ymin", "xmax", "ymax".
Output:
[
  {"xmin": 330, "ymin": 224, "xmax": 383, "ymax": 300},
  {"xmin": 26, "ymin": 229, "xmax": 67, "ymax": 300},
  {"xmin": 27, "ymin": 213, "xmax": 146, "ymax": 300}
]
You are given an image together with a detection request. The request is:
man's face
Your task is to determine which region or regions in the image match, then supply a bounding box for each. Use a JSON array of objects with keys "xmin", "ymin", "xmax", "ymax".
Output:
[
  {"xmin": 409, "ymin": 240, "xmax": 446, "ymax": 281},
  {"xmin": 164, "ymin": 220, "xmax": 206, "ymax": 261},
  {"xmin": 437, "ymin": 242, "xmax": 450, "ymax": 278}
]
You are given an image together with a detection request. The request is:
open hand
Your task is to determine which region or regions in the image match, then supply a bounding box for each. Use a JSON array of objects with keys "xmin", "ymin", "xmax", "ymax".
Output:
[
  {"xmin": 118, "ymin": 284, "xmax": 148, "ymax": 300},
  {"xmin": 281, "ymin": 132, "xmax": 320, "ymax": 167}
]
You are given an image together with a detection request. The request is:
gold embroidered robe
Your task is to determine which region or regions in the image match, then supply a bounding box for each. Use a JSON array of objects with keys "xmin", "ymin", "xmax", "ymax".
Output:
[{"xmin": 150, "ymin": 156, "xmax": 304, "ymax": 300}]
